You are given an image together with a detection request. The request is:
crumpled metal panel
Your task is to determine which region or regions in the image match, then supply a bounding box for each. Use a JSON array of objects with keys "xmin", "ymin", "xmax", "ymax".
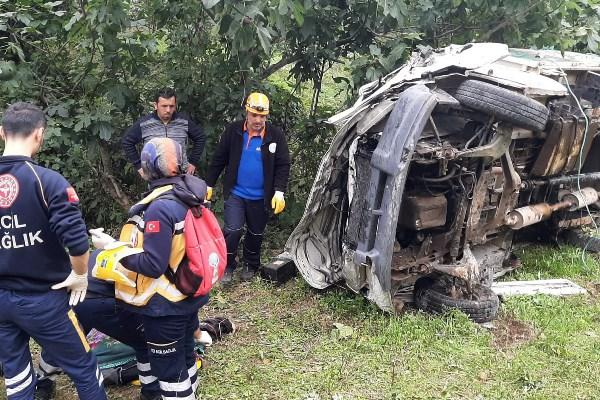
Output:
[
  {"xmin": 284, "ymin": 106, "xmax": 370, "ymax": 289},
  {"xmin": 531, "ymin": 110, "xmax": 599, "ymax": 176},
  {"xmin": 354, "ymin": 85, "xmax": 438, "ymax": 292}
]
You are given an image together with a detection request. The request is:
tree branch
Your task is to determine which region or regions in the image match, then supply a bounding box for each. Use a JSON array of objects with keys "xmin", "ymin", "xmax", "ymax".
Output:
[
  {"xmin": 480, "ymin": 0, "xmax": 544, "ymax": 41},
  {"xmin": 259, "ymin": 53, "xmax": 304, "ymax": 79},
  {"xmin": 259, "ymin": 35, "xmax": 358, "ymax": 80}
]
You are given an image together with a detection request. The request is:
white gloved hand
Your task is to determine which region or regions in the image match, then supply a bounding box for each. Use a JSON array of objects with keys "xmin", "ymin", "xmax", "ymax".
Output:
[
  {"xmin": 89, "ymin": 228, "xmax": 116, "ymax": 250},
  {"xmin": 51, "ymin": 270, "xmax": 88, "ymax": 306},
  {"xmin": 195, "ymin": 330, "xmax": 213, "ymax": 346}
]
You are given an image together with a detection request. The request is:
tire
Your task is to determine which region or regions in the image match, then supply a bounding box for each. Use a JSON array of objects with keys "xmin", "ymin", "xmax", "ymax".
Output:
[
  {"xmin": 561, "ymin": 229, "xmax": 600, "ymax": 253},
  {"xmin": 414, "ymin": 278, "xmax": 500, "ymax": 323},
  {"xmin": 455, "ymin": 80, "xmax": 549, "ymax": 132}
]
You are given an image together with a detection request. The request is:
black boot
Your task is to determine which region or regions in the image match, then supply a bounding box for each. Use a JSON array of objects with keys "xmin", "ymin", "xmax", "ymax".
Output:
[
  {"xmin": 240, "ymin": 264, "xmax": 258, "ymax": 281},
  {"xmin": 220, "ymin": 268, "xmax": 234, "ymax": 286},
  {"xmin": 34, "ymin": 378, "xmax": 56, "ymax": 400}
]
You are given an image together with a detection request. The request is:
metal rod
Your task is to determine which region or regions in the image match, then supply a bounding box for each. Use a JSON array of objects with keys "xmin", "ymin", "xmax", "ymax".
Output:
[
  {"xmin": 429, "ymin": 116, "xmax": 442, "ymax": 145},
  {"xmin": 524, "ymin": 172, "xmax": 600, "ymax": 188}
]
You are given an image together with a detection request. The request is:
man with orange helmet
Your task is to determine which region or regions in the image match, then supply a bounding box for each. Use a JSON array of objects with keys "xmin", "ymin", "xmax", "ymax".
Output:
[{"xmin": 206, "ymin": 92, "xmax": 290, "ymax": 284}]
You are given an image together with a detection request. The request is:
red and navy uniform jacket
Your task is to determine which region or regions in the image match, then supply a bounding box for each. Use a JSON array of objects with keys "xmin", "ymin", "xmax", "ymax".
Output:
[
  {"xmin": 119, "ymin": 177, "xmax": 208, "ymax": 316},
  {"xmin": 0, "ymin": 155, "xmax": 89, "ymax": 292}
]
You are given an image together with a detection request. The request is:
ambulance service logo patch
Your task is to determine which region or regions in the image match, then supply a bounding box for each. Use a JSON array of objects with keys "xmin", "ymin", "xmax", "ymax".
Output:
[{"xmin": 0, "ymin": 174, "xmax": 19, "ymax": 208}]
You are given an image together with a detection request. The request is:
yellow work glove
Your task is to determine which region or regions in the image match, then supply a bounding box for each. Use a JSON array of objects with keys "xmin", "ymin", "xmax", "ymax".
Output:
[
  {"xmin": 206, "ymin": 186, "xmax": 213, "ymax": 201},
  {"xmin": 271, "ymin": 191, "xmax": 285, "ymax": 214}
]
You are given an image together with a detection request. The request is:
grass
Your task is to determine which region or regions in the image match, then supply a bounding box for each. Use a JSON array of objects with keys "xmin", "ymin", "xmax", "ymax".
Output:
[{"xmin": 2, "ymin": 244, "xmax": 600, "ymax": 400}]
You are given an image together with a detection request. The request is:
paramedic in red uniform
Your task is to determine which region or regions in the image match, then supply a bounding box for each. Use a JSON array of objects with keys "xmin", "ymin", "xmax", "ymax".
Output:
[{"xmin": 0, "ymin": 102, "xmax": 107, "ymax": 400}]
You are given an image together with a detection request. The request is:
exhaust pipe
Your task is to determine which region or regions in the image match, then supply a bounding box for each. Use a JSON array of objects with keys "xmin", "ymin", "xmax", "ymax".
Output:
[{"xmin": 505, "ymin": 188, "xmax": 598, "ymax": 230}]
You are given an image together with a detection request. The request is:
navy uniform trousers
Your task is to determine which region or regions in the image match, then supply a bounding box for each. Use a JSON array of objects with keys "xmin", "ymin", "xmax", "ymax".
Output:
[
  {"xmin": 143, "ymin": 312, "xmax": 200, "ymax": 399},
  {"xmin": 223, "ymin": 194, "xmax": 269, "ymax": 271},
  {"xmin": 0, "ymin": 289, "xmax": 106, "ymax": 400},
  {"xmin": 39, "ymin": 296, "xmax": 161, "ymax": 398}
]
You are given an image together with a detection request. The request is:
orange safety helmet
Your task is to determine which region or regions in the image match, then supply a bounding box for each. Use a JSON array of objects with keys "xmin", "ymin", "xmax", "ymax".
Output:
[{"xmin": 245, "ymin": 92, "xmax": 269, "ymax": 115}]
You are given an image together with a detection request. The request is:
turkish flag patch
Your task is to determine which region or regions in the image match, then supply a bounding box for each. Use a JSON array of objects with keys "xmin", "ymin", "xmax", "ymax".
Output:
[
  {"xmin": 66, "ymin": 187, "xmax": 79, "ymax": 203},
  {"xmin": 146, "ymin": 221, "xmax": 160, "ymax": 233}
]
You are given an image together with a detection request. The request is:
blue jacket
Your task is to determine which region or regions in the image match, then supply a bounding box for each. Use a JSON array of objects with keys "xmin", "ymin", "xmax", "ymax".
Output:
[{"xmin": 0, "ymin": 156, "xmax": 89, "ymax": 292}]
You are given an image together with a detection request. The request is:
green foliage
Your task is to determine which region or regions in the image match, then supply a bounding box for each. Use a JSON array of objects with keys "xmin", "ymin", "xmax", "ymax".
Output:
[
  {"xmin": 512, "ymin": 244, "xmax": 600, "ymax": 282},
  {"xmin": 1, "ymin": 0, "xmax": 600, "ymax": 229}
]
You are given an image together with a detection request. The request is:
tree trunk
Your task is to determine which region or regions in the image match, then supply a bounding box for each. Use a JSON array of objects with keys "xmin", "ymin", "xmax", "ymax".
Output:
[{"xmin": 98, "ymin": 142, "xmax": 133, "ymax": 210}]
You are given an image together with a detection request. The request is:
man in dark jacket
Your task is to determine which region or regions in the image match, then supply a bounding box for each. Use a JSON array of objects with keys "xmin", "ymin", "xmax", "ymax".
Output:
[
  {"xmin": 205, "ymin": 92, "xmax": 291, "ymax": 284},
  {"xmin": 0, "ymin": 102, "xmax": 106, "ymax": 400},
  {"xmin": 121, "ymin": 87, "xmax": 206, "ymax": 177}
]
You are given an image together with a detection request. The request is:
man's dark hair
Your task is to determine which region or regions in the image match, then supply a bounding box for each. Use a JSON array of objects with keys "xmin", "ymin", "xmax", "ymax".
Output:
[
  {"xmin": 154, "ymin": 87, "xmax": 177, "ymax": 103},
  {"xmin": 1, "ymin": 102, "xmax": 47, "ymax": 138}
]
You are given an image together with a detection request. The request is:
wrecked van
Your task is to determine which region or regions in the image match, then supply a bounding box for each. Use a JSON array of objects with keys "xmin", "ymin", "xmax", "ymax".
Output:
[{"xmin": 283, "ymin": 43, "xmax": 600, "ymax": 322}]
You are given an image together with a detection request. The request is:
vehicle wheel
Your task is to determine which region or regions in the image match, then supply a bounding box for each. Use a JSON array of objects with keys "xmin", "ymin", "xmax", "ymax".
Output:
[
  {"xmin": 455, "ymin": 80, "xmax": 549, "ymax": 131},
  {"xmin": 414, "ymin": 278, "xmax": 500, "ymax": 323},
  {"xmin": 561, "ymin": 229, "xmax": 600, "ymax": 252}
]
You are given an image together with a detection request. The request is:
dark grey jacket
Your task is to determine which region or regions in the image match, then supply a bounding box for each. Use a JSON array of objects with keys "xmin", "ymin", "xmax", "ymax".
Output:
[{"xmin": 121, "ymin": 111, "xmax": 205, "ymax": 170}]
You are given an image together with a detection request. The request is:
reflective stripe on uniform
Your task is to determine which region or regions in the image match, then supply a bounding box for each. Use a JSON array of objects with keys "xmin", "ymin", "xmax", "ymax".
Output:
[
  {"xmin": 173, "ymin": 220, "xmax": 185, "ymax": 233},
  {"xmin": 137, "ymin": 362, "xmax": 151, "ymax": 372},
  {"xmin": 6, "ymin": 375, "xmax": 33, "ymax": 396},
  {"xmin": 159, "ymin": 379, "xmax": 192, "ymax": 393},
  {"xmin": 115, "ymin": 275, "xmax": 186, "ymax": 306},
  {"xmin": 140, "ymin": 374, "xmax": 158, "ymax": 385},
  {"xmin": 67, "ymin": 309, "xmax": 90, "ymax": 352},
  {"xmin": 96, "ymin": 366, "xmax": 104, "ymax": 387},
  {"xmin": 137, "ymin": 361, "xmax": 158, "ymax": 384},
  {"xmin": 188, "ymin": 363, "xmax": 198, "ymax": 393},
  {"xmin": 5, "ymin": 362, "xmax": 33, "ymax": 396},
  {"xmin": 5, "ymin": 363, "xmax": 30, "ymax": 386}
]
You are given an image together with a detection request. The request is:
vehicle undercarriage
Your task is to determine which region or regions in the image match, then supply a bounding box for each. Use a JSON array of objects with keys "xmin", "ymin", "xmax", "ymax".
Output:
[{"xmin": 284, "ymin": 43, "xmax": 600, "ymax": 322}]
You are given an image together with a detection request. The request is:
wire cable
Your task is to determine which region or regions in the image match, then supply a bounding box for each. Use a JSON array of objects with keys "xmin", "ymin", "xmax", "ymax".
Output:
[{"xmin": 550, "ymin": 61, "xmax": 599, "ymax": 266}]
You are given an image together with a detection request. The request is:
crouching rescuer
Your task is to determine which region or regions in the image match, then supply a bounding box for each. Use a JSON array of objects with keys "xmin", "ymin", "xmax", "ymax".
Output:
[{"xmin": 91, "ymin": 137, "xmax": 225, "ymax": 400}]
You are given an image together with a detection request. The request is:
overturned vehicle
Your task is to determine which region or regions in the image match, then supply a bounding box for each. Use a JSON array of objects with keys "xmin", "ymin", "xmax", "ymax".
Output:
[{"xmin": 284, "ymin": 43, "xmax": 600, "ymax": 322}]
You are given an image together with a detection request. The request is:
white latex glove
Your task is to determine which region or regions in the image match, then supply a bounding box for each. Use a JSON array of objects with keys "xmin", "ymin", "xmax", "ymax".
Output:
[
  {"xmin": 89, "ymin": 228, "xmax": 116, "ymax": 250},
  {"xmin": 195, "ymin": 330, "xmax": 213, "ymax": 346},
  {"xmin": 51, "ymin": 270, "xmax": 88, "ymax": 306}
]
